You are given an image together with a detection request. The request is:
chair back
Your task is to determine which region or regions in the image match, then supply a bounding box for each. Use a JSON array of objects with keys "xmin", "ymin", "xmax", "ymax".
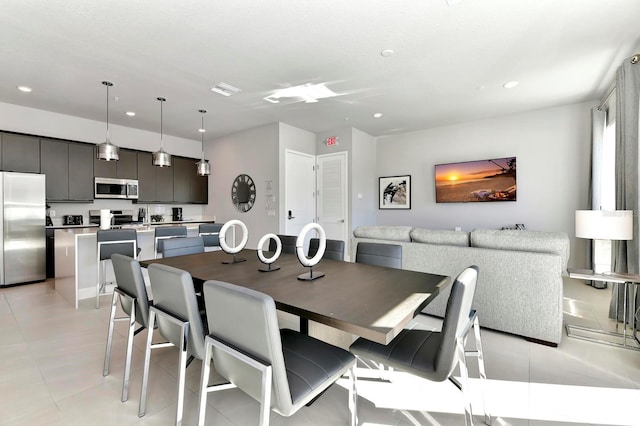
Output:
[
  {"xmin": 154, "ymin": 225, "xmax": 188, "ymax": 253},
  {"xmin": 435, "ymin": 265, "xmax": 479, "ymax": 379},
  {"xmin": 308, "ymin": 238, "xmax": 345, "ymax": 261},
  {"xmin": 269, "ymin": 235, "xmax": 297, "ymax": 255},
  {"xmin": 199, "ymin": 223, "xmax": 223, "ymax": 247},
  {"xmin": 148, "ymin": 263, "xmax": 207, "ymax": 359},
  {"xmin": 111, "ymin": 254, "xmax": 152, "ymax": 328},
  {"xmin": 97, "ymin": 229, "xmax": 138, "ymax": 260},
  {"xmin": 203, "ymin": 280, "xmax": 293, "ymax": 413},
  {"xmin": 355, "ymin": 242, "xmax": 402, "ymax": 268},
  {"xmin": 161, "ymin": 236, "xmax": 205, "ymax": 258}
]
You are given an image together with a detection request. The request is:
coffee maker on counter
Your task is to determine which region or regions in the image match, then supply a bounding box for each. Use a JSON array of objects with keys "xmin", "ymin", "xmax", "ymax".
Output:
[
  {"xmin": 137, "ymin": 207, "xmax": 146, "ymax": 223},
  {"xmin": 172, "ymin": 207, "xmax": 183, "ymax": 221}
]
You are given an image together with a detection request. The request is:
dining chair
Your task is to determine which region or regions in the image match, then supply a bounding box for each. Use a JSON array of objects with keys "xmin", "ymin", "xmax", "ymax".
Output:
[
  {"xmin": 308, "ymin": 237, "xmax": 345, "ymax": 261},
  {"xmin": 197, "ymin": 280, "xmax": 358, "ymax": 426},
  {"xmin": 269, "ymin": 234, "xmax": 297, "ymax": 255},
  {"xmin": 154, "ymin": 225, "xmax": 187, "ymax": 258},
  {"xmin": 104, "ymin": 254, "xmax": 151, "ymax": 402},
  {"xmin": 96, "ymin": 228, "xmax": 140, "ymax": 308},
  {"xmin": 349, "ymin": 265, "xmax": 491, "ymax": 426},
  {"xmin": 139, "ymin": 263, "xmax": 208, "ymax": 425},
  {"xmin": 198, "ymin": 223, "xmax": 223, "ymax": 251},
  {"xmin": 160, "ymin": 236, "xmax": 205, "ymax": 258},
  {"xmin": 355, "ymin": 241, "xmax": 402, "ymax": 269}
]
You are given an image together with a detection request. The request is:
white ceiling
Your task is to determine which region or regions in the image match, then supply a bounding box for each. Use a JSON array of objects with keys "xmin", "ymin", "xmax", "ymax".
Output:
[{"xmin": 1, "ymin": 0, "xmax": 639, "ymax": 142}]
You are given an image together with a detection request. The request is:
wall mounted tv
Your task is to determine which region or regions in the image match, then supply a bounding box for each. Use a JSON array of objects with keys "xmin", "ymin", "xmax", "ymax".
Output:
[{"xmin": 435, "ymin": 156, "xmax": 516, "ymax": 203}]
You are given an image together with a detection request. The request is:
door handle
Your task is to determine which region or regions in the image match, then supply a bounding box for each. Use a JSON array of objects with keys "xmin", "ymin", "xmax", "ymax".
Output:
[
  {"xmin": 339, "ymin": 219, "xmax": 345, "ymax": 223},
  {"xmin": 287, "ymin": 210, "xmax": 295, "ymax": 220}
]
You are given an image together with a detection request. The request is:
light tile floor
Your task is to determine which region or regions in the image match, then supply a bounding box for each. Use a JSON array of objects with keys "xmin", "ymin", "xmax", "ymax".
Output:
[{"xmin": 0, "ymin": 277, "xmax": 638, "ymax": 425}]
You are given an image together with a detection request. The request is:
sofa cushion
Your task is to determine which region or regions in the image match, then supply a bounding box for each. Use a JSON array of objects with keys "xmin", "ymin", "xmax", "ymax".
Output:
[
  {"xmin": 410, "ymin": 228, "xmax": 470, "ymax": 247},
  {"xmin": 470, "ymin": 229, "xmax": 570, "ymax": 271},
  {"xmin": 353, "ymin": 226, "xmax": 413, "ymax": 242}
]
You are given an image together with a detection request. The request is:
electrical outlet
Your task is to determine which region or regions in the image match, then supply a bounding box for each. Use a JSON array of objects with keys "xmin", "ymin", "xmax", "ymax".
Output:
[{"xmin": 455, "ymin": 226, "xmax": 462, "ymax": 231}]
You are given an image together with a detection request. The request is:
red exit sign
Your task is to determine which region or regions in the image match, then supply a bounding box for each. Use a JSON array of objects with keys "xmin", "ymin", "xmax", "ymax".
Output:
[{"xmin": 325, "ymin": 136, "xmax": 339, "ymax": 146}]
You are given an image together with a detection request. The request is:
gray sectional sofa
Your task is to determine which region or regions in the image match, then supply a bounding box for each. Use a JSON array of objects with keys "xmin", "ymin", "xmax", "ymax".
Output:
[{"xmin": 350, "ymin": 226, "xmax": 570, "ymax": 345}]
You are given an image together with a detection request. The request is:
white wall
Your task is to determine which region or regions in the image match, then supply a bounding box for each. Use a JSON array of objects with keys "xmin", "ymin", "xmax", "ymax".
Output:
[
  {"xmin": 376, "ymin": 101, "xmax": 595, "ymax": 267},
  {"xmin": 0, "ymin": 102, "xmax": 207, "ymax": 225},
  {"xmin": 351, "ymin": 128, "xmax": 376, "ymax": 229}
]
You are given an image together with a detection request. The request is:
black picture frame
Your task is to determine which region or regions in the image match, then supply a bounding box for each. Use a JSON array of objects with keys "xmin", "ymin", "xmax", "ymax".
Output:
[{"xmin": 379, "ymin": 175, "xmax": 411, "ymax": 209}]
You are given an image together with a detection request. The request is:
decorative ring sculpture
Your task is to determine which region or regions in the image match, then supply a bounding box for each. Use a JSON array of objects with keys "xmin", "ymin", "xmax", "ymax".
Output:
[
  {"xmin": 257, "ymin": 233, "xmax": 282, "ymax": 272},
  {"xmin": 219, "ymin": 220, "xmax": 248, "ymax": 264},
  {"xmin": 296, "ymin": 223, "xmax": 326, "ymax": 280}
]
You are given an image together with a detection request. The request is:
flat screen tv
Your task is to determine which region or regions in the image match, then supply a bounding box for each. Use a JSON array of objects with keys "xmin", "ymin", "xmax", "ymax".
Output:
[{"xmin": 435, "ymin": 156, "xmax": 516, "ymax": 203}]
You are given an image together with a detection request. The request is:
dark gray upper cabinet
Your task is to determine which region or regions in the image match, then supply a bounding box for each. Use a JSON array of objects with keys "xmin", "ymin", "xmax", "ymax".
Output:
[
  {"xmin": 1, "ymin": 133, "xmax": 41, "ymax": 173},
  {"xmin": 68, "ymin": 143, "xmax": 94, "ymax": 201},
  {"xmin": 191, "ymin": 170, "xmax": 208, "ymax": 204},
  {"xmin": 41, "ymin": 139, "xmax": 94, "ymax": 202},
  {"xmin": 136, "ymin": 152, "xmax": 156, "ymax": 202},
  {"xmin": 173, "ymin": 157, "xmax": 192, "ymax": 203},
  {"xmin": 94, "ymin": 148, "xmax": 117, "ymax": 178},
  {"xmin": 94, "ymin": 147, "xmax": 137, "ymax": 179},
  {"xmin": 156, "ymin": 164, "xmax": 174, "ymax": 202}
]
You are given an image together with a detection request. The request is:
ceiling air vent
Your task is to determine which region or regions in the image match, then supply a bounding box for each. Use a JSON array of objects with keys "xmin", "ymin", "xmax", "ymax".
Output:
[{"xmin": 210, "ymin": 82, "xmax": 241, "ymax": 97}]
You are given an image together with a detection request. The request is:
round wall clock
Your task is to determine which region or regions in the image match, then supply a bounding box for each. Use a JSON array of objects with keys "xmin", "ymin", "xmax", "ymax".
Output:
[{"xmin": 231, "ymin": 174, "xmax": 256, "ymax": 212}]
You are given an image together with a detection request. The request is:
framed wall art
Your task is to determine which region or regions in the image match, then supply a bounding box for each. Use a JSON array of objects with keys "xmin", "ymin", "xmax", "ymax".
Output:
[{"xmin": 379, "ymin": 175, "xmax": 411, "ymax": 209}]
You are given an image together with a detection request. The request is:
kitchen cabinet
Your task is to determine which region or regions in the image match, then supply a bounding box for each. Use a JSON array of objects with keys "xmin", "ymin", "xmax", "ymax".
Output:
[
  {"xmin": 41, "ymin": 139, "xmax": 94, "ymax": 201},
  {"xmin": 156, "ymin": 164, "xmax": 174, "ymax": 202},
  {"xmin": 1, "ymin": 132, "xmax": 40, "ymax": 173},
  {"xmin": 191, "ymin": 171, "xmax": 208, "ymax": 204},
  {"xmin": 136, "ymin": 152, "xmax": 174, "ymax": 203},
  {"xmin": 94, "ymin": 147, "xmax": 137, "ymax": 179},
  {"xmin": 173, "ymin": 157, "xmax": 192, "ymax": 203}
]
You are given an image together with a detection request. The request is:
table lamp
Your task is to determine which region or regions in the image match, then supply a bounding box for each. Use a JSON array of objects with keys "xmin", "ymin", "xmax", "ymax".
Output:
[{"xmin": 575, "ymin": 210, "xmax": 633, "ymax": 274}]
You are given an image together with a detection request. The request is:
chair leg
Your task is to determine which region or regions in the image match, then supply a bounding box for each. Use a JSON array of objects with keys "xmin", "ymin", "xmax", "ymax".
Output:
[
  {"xmin": 197, "ymin": 339, "xmax": 214, "ymax": 426},
  {"xmin": 103, "ymin": 291, "xmax": 119, "ymax": 376},
  {"xmin": 96, "ymin": 259, "xmax": 104, "ymax": 309},
  {"xmin": 175, "ymin": 323, "xmax": 189, "ymax": 426},
  {"xmin": 121, "ymin": 302, "xmax": 136, "ymax": 402},
  {"xmin": 258, "ymin": 364, "xmax": 272, "ymax": 426},
  {"xmin": 456, "ymin": 338, "xmax": 474, "ymax": 426},
  {"xmin": 473, "ymin": 316, "xmax": 491, "ymax": 426},
  {"xmin": 348, "ymin": 364, "xmax": 358, "ymax": 426},
  {"xmin": 139, "ymin": 310, "xmax": 156, "ymax": 418}
]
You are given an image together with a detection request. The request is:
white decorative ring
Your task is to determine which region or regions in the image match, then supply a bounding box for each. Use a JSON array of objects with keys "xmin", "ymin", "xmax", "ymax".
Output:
[
  {"xmin": 219, "ymin": 220, "xmax": 249, "ymax": 254},
  {"xmin": 257, "ymin": 233, "xmax": 281, "ymax": 264},
  {"xmin": 296, "ymin": 223, "xmax": 326, "ymax": 267}
]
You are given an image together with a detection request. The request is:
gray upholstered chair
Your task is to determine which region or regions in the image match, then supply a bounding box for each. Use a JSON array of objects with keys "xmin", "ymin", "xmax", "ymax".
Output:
[
  {"xmin": 349, "ymin": 266, "xmax": 491, "ymax": 426},
  {"xmin": 197, "ymin": 280, "xmax": 357, "ymax": 426},
  {"xmin": 154, "ymin": 225, "xmax": 187, "ymax": 258},
  {"xmin": 308, "ymin": 237, "xmax": 345, "ymax": 261},
  {"xmin": 96, "ymin": 228, "xmax": 140, "ymax": 308},
  {"xmin": 269, "ymin": 234, "xmax": 297, "ymax": 255},
  {"xmin": 355, "ymin": 241, "xmax": 402, "ymax": 269},
  {"xmin": 198, "ymin": 223, "xmax": 223, "ymax": 251},
  {"xmin": 139, "ymin": 263, "xmax": 208, "ymax": 424},
  {"xmin": 160, "ymin": 236, "xmax": 205, "ymax": 258},
  {"xmin": 104, "ymin": 254, "xmax": 151, "ymax": 402}
]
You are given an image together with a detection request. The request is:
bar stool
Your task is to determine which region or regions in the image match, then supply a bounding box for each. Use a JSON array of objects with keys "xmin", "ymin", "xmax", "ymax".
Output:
[
  {"xmin": 96, "ymin": 229, "xmax": 139, "ymax": 309},
  {"xmin": 198, "ymin": 223, "xmax": 223, "ymax": 251},
  {"xmin": 154, "ymin": 225, "xmax": 187, "ymax": 258}
]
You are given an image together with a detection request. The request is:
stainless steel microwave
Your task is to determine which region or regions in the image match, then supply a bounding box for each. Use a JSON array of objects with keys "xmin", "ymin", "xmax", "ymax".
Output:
[{"xmin": 94, "ymin": 177, "xmax": 139, "ymax": 199}]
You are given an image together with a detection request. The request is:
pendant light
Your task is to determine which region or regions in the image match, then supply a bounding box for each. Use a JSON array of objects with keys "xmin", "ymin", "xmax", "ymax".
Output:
[
  {"xmin": 195, "ymin": 109, "xmax": 211, "ymax": 176},
  {"xmin": 96, "ymin": 81, "xmax": 119, "ymax": 161},
  {"xmin": 152, "ymin": 97, "xmax": 171, "ymax": 167}
]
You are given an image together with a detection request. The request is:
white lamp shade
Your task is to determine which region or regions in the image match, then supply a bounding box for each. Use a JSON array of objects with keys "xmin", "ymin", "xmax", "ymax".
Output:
[{"xmin": 575, "ymin": 210, "xmax": 633, "ymax": 240}]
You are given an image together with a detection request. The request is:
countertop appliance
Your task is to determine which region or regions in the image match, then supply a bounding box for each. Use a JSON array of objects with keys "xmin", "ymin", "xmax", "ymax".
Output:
[
  {"xmin": 89, "ymin": 209, "xmax": 136, "ymax": 227},
  {"xmin": 94, "ymin": 177, "xmax": 139, "ymax": 200},
  {"xmin": 63, "ymin": 215, "xmax": 83, "ymax": 225},
  {"xmin": 172, "ymin": 207, "xmax": 183, "ymax": 221},
  {"xmin": 0, "ymin": 172, "xmax": 46, "ymax": 286}
]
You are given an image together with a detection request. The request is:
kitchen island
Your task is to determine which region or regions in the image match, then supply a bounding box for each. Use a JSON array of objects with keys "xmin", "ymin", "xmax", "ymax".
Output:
[{"xmin": 54, "ymin": 222, "xmax": 215, "ymax": 308}]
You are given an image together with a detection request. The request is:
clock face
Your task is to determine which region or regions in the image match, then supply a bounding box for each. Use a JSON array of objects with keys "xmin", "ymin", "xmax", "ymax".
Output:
[{"xmin": 232, "ymin": 174, "xmax": 256, "ymax": 212}]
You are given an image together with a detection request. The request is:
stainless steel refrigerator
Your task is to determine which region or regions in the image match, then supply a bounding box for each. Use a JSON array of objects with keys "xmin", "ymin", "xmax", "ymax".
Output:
[{"xmin": 0, "ymin": 172, "xmax": 46, "ymax": 286}]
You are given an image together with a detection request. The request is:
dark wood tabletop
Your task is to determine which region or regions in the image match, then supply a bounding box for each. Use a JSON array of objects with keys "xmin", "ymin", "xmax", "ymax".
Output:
[{"xmin": 141, "ymin": 250, "xmax": 450, "ymax": 345}]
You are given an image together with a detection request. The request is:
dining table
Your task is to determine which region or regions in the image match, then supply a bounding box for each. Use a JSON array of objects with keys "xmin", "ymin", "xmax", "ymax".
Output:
[{"xmin": 141, "ymin": 249, "xmax": 451, "ymax": 345}]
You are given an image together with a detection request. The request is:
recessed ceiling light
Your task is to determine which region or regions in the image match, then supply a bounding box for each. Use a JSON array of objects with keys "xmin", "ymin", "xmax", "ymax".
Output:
[
  {"xmin": 210, "ymin": 82, "xmax": 241, "ymax": 97},
  {"xmin": 125, "ymin": 111, "xmax": 136, "ymax": 117},
  {"xmin": 373, "ymin": 112, "xmax": 383, "ymax": 118},
  {"xmin": 380, "ymin": 49, "xmax": 394, "ymax": 57},
  {"xmin": 503, "ymin": 81, "xmax": 519, "ymax": 89},
  {"xmin": 198, "ymin": 128, "xmax": 206, "ymax": 133},
  {"xmin": 17, "ymin": 86, "xmax": 32, "ymax": 93}
]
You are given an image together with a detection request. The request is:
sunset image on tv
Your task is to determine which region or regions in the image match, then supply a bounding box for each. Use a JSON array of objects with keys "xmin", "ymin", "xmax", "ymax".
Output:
[{"xmin": 435, "ymin": 157, "xmax": 516, "ymax": 203}]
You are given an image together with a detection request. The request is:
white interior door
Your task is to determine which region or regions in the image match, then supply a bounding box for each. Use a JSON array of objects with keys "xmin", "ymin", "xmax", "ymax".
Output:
[
  {"xmin": 284, "ymin": 150, "xmax": 315, "ymax": 244},
  {"xmin": 317, "ymin": 152, "xmax": 348, "ymax": 247}
]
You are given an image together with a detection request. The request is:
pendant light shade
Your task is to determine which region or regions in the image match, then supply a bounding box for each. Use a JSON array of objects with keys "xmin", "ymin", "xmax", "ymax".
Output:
[
  {"xmin": 96, "ymin": 81, "xmax": 119, "ymax": 161},
  {"xmin": 196, "ymin": 109, "xmax": 211, "ymax": 176},
  {"xmin": 152, "ymin": 97, "xmax": 171, "ymax": 167}
]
